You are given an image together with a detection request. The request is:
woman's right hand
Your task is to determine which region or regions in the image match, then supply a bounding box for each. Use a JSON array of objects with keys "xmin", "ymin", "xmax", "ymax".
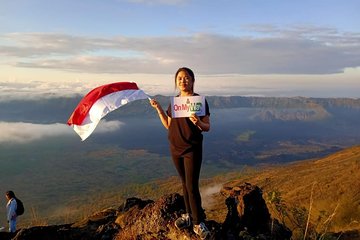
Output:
[
  {"xmin": 150, "ymin": 99, "xmax": 159, "ymax": 109},
  {"xmin": 150, "ymin": 98, "xmax": 169, "ymax": 129}
]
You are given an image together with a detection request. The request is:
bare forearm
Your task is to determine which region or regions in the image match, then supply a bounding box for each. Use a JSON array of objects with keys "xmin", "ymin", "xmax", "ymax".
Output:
[
  {"xmin": 156, "ymin": 108, "xmax": 169, "ymax": 129},
  {"xmin": 150, "ymin": 99, "xmax": 170, "ymax": 129}
]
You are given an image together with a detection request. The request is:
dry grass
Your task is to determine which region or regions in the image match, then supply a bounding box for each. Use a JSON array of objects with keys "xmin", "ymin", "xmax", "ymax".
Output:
[{"xmin": 224, "ymin": 145, "xmax": 360, "ymax": 236}]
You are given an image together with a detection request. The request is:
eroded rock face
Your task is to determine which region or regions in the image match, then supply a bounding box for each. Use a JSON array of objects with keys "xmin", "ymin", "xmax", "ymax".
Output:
[
  {"xmin": 221, "ymin": 183, "xmax": 271, "ymax": 235},
  {"xmin": 8, "ymin": 183, "xmax": 292, "ymax": 240},
  {"xmin": 114, "ymin": 193, "xmax": 189, "ymax": 240}
]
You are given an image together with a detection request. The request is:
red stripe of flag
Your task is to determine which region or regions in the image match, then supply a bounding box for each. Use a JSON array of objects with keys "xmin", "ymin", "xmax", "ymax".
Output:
[{"xmin": 67, "ymin": 82, "xmax": 140, "ymax": 126}]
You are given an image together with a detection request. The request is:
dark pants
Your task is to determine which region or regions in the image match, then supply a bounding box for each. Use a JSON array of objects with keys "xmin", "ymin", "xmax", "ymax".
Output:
[{"xmin": 171, "ymin": 145, "xmax": 203, "ymax": 225}]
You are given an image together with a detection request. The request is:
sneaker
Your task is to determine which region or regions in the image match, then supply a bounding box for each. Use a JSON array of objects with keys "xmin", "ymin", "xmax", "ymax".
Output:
[
  {"xmin": 175, "ymin": 213, "xmax": 191, "ymax": 230},
  {"xmin": 193, "ymin": 222, "xmax": 210, "ymax": 239}
]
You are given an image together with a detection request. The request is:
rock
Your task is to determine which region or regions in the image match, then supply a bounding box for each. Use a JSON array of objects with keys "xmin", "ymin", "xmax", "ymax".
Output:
[
  {"xmin": 9, "ymin": 183, "xmax": 292, "ymax": 240},
  {"xmin": 12, "ymin": 224, "xmax": 72, "ymax": 240},
  {"xmin": 221, "ymin": 182, "xmax": 292, "ymax": 239},
  {"xmin": 0, "ymin": 231, "xmax": 15, "ymax": 240},
  {"xmin": 222, "ymin": 182, "xmax": 271, "ymax": 235},
  {"xmin": 114, "ymin": 193, "xmax": 191, "ymax": 239}
]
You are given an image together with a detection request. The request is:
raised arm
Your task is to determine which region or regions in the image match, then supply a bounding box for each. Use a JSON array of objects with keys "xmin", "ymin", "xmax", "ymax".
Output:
[{"xmin": 150, "ymin": 99, "xmax": 171, "ymax": 129}]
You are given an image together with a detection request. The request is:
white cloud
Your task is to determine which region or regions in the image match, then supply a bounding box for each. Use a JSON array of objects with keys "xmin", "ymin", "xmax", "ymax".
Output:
[
  {"xmin": 0, "ymin": 122, "xmax": 71, "ymax": 143},
  {"xmin": 1, "ymin": 67, "xmax": 360, "ymax": 101},
  {"xmin": 0, "ymin": 75, "xmax": 174, "ymax": 102},
  {"xmin": 0, "ymin": 25, "xmax": 359, "ymax": 99},
  {"xmin": 0, "ymin": 120, "xmax": 123, "ymax": 143},
  {"xmin": 1, "ymin": 26, "xmax": 359, "ymax": 75},
  {"xmin": 0, "ymin": 33, "xmax": 116, "ymax": 57},
  {"xmin": 95, "ymin": 120, "xmax": 124, "ymax": 133}
]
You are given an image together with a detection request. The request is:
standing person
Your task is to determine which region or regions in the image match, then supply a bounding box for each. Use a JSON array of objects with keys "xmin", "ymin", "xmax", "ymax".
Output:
[
  {"xmin": 150, "ymin": 67, "xmax": 211, "ymax": 239},
  {"xmin": 5, "ymin": 191, "xmax": 17, "ymax": 233}
]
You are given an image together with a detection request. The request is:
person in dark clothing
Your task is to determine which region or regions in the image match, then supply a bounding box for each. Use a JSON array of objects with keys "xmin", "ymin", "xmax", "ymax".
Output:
[{"xmin": 150, "ymin": 67, "xmax": 211, "ymax": 239}]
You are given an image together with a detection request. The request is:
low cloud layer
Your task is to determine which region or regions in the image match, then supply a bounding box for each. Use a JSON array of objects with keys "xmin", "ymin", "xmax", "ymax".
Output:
[
  {"xmin": 1, "ymin": 25, "xmax": 359, "ymax": 75},
  {"xmin": 0, "ymin": 120, "xmax": 123, "ymax": 144}
]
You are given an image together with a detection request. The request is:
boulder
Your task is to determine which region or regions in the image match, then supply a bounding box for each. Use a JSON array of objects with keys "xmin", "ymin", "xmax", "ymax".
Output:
[{"xmin": 9, "ymin": 183, "xmax": 292, "ymax": 240}]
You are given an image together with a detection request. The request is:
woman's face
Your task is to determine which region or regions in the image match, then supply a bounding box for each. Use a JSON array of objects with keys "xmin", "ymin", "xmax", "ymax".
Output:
[{"xmin": 176, "ymin": 70, "xmax": 193, "ymax": 93}]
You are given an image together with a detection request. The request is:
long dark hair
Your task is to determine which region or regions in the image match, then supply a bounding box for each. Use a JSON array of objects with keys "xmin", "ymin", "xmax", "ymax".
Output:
[
  {"xmin": 174, "ymin": 67, "xmax": 195, "ymax": 92},
  {"xmin": 6, "ymin": 191, "xmax": 16, "ymax": 199}
]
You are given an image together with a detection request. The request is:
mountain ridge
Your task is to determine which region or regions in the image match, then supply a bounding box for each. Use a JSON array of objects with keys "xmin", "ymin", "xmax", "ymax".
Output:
[{"xmin": 1, "ymin": 95, "xmax": 360, "ymax": 123}]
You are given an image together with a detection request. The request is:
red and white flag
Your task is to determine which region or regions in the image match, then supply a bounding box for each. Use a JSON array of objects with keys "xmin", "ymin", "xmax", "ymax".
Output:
[{"xmin": 67, "ymin": 82, "xmax": 149, "ymax": 141}]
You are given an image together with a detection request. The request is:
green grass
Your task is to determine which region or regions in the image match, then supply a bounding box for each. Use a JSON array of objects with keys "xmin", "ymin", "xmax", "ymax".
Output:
[{"xmin": 235, "ymin": 130, "xmax": 256, "ymax": 143}]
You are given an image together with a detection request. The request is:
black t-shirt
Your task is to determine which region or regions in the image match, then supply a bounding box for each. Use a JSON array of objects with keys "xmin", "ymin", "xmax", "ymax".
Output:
[{"xmin": 166, "ymin": 94, "xmax": 210, "ymax": 156}]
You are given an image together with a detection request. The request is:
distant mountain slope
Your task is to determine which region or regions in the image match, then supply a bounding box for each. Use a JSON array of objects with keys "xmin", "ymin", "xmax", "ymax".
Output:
[
  {"xmin": 210, "ymin": 96, "xmax": 360, "ymax": 121},
  {"xmin": 220, "ymin": 145, "xmax": 360, "ymax": 235},
  {"xmin": 0, "ymin": 95, "xmax": 359, "ymax": 123}
]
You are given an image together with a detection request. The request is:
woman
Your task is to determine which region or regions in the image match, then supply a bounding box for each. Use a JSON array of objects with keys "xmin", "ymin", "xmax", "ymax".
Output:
[
  {"xmin": 150, "ymin": 67, "xmax": 210, "ymax": 239},
  {"xmin": 5, "ymin": 191, "xmax": 17, "ymax": 233}
]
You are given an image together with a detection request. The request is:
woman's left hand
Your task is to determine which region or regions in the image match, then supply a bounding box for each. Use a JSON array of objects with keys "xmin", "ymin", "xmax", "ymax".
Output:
[{"xmin": 189, "ymin": 113, "xmax": 200, "ymax": 126}]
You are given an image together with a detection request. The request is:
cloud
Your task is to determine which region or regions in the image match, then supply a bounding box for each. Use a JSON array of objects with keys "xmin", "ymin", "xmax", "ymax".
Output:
[
  {"xmin": 95, "ymin": 120, "xmax": 124, "ymax": 133},
  {"xmin": 0, "ymin": 120, "xmax": 123, "ymax": 143},
  {"xmin": 201, "ymin": 184, "xmax": 223, "ymax": 208},
  {"xmin": 1, "ymin": 25, "xmax": 359, "ymax": 75},
  {"xmin": 0, "ymin": 80, "xmax": 90, "ymax": 101},
  {"xmin": 0, "ymin": 33, "xmax": 116, "ymax": 57},
  {"xmin": 0, "ymin": 76, "xmax": 175, "ymax": 102}
]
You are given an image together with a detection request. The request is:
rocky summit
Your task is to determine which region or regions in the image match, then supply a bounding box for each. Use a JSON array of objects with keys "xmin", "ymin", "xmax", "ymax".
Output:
[{"xmin": 1, "ymin": 183, "xmax": 292, "ymax": 240}]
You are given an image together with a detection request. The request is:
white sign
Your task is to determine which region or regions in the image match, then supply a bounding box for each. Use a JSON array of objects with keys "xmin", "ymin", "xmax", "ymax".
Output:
[{"xmin": 171, "ymin": 96, "xmax": 206, "ymax": 118}]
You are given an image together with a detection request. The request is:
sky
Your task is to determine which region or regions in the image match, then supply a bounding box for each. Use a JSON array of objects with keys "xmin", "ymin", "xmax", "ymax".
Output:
[{"xmin": 0, "ymin": 0, "xmax": 360, "ymax": 100}]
